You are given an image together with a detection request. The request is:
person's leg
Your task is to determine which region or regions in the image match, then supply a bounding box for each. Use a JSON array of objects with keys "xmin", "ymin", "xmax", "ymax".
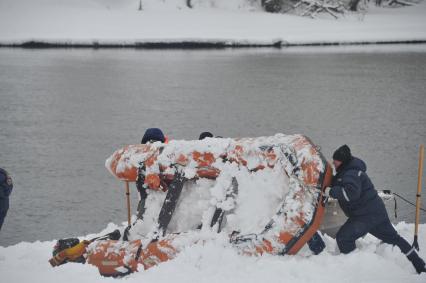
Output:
[
  {"xmin": 307, "ymin": 231, "xmax": 325, "ymax": 255},
  {"xmin": 0, "ymin": 198, "xmax": 9, "ymax": 231},
  {"xmin": 370, "ymin": 219, "xmax": 425, "ymax": 274},
  {"xmin": 336, "ymin": 218, "xmax": 370, "ymax": 254},
  {"xmin": 0, "ymin": 211, "xmax": 6, "ymax": 230},
  {"xmin": 370, "ymin": 219, "xmax": 411, "ymax": 251}
]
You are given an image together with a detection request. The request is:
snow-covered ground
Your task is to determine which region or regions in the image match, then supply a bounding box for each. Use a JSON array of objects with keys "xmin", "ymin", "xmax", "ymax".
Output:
[
  {"xmin": 0, "ymin": 222, "xmax": 425, "ymax": 282},
  {"xmin": 1, "ymin": 136, "xmax": 425, "ymax": 282},
  {"xmin": 0, "ymin": 0, "xmax": 426, "ymax": 45}
]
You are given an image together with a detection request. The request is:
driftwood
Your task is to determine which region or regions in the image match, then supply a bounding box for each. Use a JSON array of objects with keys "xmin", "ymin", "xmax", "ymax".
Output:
[
  {"xmin": 294, "ymin": 0, "xmax": 345, "ymax": 18},
  {"xmin": 386, "ymin": 0, "xmax": 413, "ymax": 6}
]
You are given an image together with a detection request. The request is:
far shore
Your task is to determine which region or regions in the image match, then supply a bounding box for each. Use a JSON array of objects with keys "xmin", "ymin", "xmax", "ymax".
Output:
[{"xmin": 1, "ymin": 39, "xmax": 426, "ymax": 49}]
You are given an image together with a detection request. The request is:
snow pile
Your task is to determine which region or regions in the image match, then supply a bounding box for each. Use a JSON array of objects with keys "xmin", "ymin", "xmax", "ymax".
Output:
[
  {"xmin": 0, "ymin": 0, "xmax": 425, "ymax": 45},
  {"xmin": 0, "ymin": 222, "xmax": 425, "ymax": 282}
]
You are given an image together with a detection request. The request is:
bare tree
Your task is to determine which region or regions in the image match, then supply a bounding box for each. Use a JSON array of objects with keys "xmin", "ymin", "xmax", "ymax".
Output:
[
  {"xmin": 261, "ymin": 0, "xmax": 345, "ymax": 17},
  {"xmin": 262, "ymin": 0, "xmax": 284, "ymax": 12},
  {"xmin": 348, "ymin": 0, "xmax": 361, "ymax": 10}
]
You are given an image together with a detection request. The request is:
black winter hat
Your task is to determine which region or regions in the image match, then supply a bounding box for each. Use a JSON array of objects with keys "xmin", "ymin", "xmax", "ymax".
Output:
[
  {"xmin": 141, "ymin": 128, "xmax": 165, "ymax": 144},
  {"xmin": 333, "ymin": 144, "xmax": 352, "ymax": 163},
  {"xmin": 199, "ymin": 132, "xmax": 213, "ymax": 140}
]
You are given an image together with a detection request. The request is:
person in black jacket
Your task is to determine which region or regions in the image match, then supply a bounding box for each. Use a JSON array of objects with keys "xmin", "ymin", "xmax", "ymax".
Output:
[
  {"xmin": 0, "ymin": 168, "xmax": 13, "ymax": 231},
  {"xmin": 324, "ymin": 145, "xmax": 425, "ymax": 274}
]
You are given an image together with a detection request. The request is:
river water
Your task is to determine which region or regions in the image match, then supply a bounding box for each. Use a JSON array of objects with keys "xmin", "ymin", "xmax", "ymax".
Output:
[{"xmin": 0, "ymin": 45, "xmax": 425, "ymax": 246}]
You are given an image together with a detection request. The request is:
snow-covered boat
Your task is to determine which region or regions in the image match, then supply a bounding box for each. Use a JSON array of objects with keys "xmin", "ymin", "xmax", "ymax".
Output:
[{"xmin": 50, "ymin": 134, "xmax": 333, "ymax": 276}]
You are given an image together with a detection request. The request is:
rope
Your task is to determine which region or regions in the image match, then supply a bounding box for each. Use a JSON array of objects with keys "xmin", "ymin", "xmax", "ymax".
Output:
[{"xmin": 392, "ymin": 192, "xmax": 426, "ymax": 213}]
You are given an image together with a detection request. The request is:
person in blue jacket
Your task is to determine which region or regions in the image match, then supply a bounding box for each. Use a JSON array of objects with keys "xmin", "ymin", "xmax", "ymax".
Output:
[
  {"xmin": 0, "ymin": 168, "xmax": 13, "ymax": 231},
  {"xmin": 324, "ymin": 145, "xmax": 425, "ymax": 274}
]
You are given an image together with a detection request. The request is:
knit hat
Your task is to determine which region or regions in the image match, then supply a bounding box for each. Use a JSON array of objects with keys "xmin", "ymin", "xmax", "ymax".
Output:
[
  {"xmin": 199, "ymin": 132, "xmax": 213, "ymax": 140},
  {"xmin": 333, "ymin": 144, "xmax": 352, "ymax": 164},
  {"xmin": 141, "ymin": 128, "xmax": 165, "ymax": 144}
]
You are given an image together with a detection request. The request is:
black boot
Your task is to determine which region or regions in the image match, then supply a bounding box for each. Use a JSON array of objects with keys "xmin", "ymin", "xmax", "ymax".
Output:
[
  {"xmin": 307, "ymin": 232, "xmax": 326, "ymax": 255},
  {"xmin": 407, "ymin": 249, "xmax": 426, "ymax": 274}
]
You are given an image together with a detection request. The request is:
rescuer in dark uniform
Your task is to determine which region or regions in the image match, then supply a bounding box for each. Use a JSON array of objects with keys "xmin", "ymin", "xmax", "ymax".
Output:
[{"xmin": 324, "ymin": 145, "xmax": 425, "ymax": 274}]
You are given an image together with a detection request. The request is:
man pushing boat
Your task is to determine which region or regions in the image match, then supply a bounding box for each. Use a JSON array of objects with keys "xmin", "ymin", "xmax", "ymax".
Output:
[{"xmin": 324, "ymin": 145, "xmax": 426, "ymax": 274}]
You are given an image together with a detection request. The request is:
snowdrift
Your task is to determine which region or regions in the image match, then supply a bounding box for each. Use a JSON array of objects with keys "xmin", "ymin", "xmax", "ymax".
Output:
[{"xmin": 1, "ymin": 223, "xmax": 425, "ymax": 283}]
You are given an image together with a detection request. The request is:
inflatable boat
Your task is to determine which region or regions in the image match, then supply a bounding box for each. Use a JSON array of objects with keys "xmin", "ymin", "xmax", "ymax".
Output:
[{"xmin": 50, "ymin": 134, "xmax": 333, "ymax": 276}]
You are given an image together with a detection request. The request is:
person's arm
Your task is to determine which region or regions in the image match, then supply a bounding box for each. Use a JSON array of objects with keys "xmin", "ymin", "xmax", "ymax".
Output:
[
  {"xmin": 0, "ymin": 172, "xmax": 6, "ymax": 198},
  {"xmin": 328, "ymin": 172, "xmax": 361, "ymax": 202}
]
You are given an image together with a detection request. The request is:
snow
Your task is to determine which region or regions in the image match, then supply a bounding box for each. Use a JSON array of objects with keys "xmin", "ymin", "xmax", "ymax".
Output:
[
  {"xmin": 1, "ymin": 134, "xmax": 425, "ymax": 281},
  {"xmin": 0, "ymin": 222, "xmax": 425, "ymax": 282},
  {"xmin": 0, "ymin": 0, "xmax": 426, "ymax": 45}
]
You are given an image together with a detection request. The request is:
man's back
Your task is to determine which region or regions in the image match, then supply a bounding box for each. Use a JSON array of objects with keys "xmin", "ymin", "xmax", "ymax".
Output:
[{"xmin": 332, "ymin": 157, "xmax": 386, "ymax": 217}]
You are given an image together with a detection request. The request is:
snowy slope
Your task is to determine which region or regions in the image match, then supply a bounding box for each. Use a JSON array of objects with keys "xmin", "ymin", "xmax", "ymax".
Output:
[
  {"xmin": 0, "ymin": 0, "xmax": 426, "ymax": 45},
  {"xmin": 0, "ymin": 222, "xmax": 425, "ymax": 282}
]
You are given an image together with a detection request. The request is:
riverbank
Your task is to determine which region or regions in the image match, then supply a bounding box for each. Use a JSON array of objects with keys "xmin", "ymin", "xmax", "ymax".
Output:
[
  {"xmin": 1, "ymin": 0, "xmax": 426, "ymax": 48},
  {"xmin": 1, "ymin": 40, "xmax": 426, "ymax": 49}
]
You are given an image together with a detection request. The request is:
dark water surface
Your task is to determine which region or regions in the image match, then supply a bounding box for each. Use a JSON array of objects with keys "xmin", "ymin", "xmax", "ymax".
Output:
[{"xmin": 1, "ymin": 45, "xmax": 425, "ymax": 246}]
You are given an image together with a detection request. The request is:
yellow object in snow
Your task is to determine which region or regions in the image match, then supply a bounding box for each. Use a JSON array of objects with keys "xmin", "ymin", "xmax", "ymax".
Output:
[{"xmin": 49, "ymin": 240, "xmax": 89, "ymax": 267}]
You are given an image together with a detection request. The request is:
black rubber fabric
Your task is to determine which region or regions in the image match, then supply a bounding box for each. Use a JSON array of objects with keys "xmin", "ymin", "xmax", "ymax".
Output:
[{"xmin": 157, "ymin": 172, "xmax": 185, "ymax": 236}]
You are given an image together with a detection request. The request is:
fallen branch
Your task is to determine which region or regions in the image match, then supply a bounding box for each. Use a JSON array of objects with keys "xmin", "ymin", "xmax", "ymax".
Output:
[
  {"xmin": 387, "ymin": 0, "xmax": 413, "ymax": 5},
  {"xmin": 295, "ymin": 0, "xmax": 345, "ymax": 18}
]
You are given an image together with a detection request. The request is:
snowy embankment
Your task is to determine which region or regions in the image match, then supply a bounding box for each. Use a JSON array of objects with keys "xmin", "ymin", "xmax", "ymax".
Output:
[
  {"xmin": 0, "ymin": 222, "xmax": 425, "ymax": 282},
  {"xmin": 0, "ymin": 0, "xmax": 426, "ymax": 47}
]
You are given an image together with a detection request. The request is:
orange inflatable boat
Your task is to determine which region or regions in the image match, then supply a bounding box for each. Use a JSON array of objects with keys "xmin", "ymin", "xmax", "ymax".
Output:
[{"xmin": 51, "ymin": 134, "xmax": 332, "ymax": 277}]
